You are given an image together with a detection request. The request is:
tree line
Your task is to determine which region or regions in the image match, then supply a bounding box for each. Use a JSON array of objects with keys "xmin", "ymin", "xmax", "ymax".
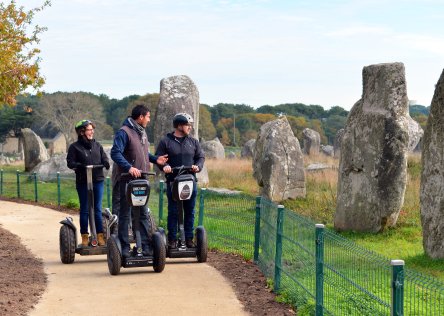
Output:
[{"xmin": 0, "ymin": 91, "xmax": 429, "ymax": 148}]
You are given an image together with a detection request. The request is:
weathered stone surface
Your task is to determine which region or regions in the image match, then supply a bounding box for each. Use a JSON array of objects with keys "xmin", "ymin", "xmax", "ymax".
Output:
[
  {"xmin": 201, "ymin": 138, "xmax": 225, "ymax": 159},
  {"xmin": 48, "ymin": 132, "xmax": 67, "ymax": 156},
  {"xmin": 21, "ymin": 128, "xmax": 49, "ymax": 172},
  {"xmin": 306, "ymin": 163, "xmax": 333, "ymax": 172},
  {"xmin": 154, "ymin": 75, "xmax": 200, "ymax": 148},
  {"xmin": 196, "ymin": 165, "xmax": 209, "ymax": 186},
  {"xmin": 407, "ymin": 115, "xmax": 423, "ymax": 152},
  {"xmin": 334, "ymin": 62, "xmax": 409, "ymax": 232},
  {"xmin": 253, "ymin": 116, "xmax": 305, "ymax": 202},
  {"xmin": 241, "ymin": 139, "xmax": 255, "ymax": 158},
  {"xmin": 334, "ymin": 128, "xmax": 345, "ymax": 158},
  {"xmin": 320, "ymin": 145, "xmax": 334, "ymax": 157},
  {"xmin": 302, "ymin": 128, "xmax": 320, "ymax": 155},
  {"xmin": 420, "ymin": 69, "xmax": 444, "ymax": 258},
  {"xmin": 227, "ymin": 151, "xmax": 236, "ymax": 159}
]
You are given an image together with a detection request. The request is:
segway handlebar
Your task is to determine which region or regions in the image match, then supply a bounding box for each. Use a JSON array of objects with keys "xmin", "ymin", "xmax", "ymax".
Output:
[
  {"xmin": 120, "ymin": 171, "xmax": 156, "ymax": 180},
  {"xmin": 171, "ymin": 166, "xmax": 195, "ymax": 172}
]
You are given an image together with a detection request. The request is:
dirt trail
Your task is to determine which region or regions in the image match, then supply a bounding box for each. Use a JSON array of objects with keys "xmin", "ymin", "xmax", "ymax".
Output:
[{"xmin": 0, "ymin": 201, "xmax": 248, "ymax": 316}]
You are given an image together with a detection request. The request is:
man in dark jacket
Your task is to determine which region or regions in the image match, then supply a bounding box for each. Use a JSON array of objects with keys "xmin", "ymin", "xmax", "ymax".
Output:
[
  {"xmin": 111, "ymin": 105, "xmax": 167, "ymax": 258},
  {"xmin": 155, "ymin": 112, "xmax": 205, "ymax": 249}
]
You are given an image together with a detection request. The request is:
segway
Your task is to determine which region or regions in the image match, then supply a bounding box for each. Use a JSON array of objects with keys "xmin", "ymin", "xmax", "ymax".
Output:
[
  {"xmin": 166, "ymin": 166, "xmax": 208, "ymax": 262},
  {"xmin": 59, "ymin": 165, "xmax": 118, "ymax": 264},
  {"xmin": 106, "ymin": 172, "xmax": 166, "ymax": 275}
]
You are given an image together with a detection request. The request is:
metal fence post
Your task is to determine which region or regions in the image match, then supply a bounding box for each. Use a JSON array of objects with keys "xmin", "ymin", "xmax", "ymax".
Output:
[
  {"xmin": 33, "ymin": 172, "xmax": 38, "ymax": 202},
  {"xmin": 198, "ymin": 188, "xmax": 206, "ymax": 226},
  {"xmin": 106, "ymin": 176, "xmax": 110, "ymax": 209},
  {"xmin": 0, "ymin": 169, "xmax": 3, "ymax": 195},
  {"xmin": 159, "ymin": 180, "xmax": 164, "ymax": 223},
  {"xmin": 274, "ymin": 205, "xmax": 284, "ymax": 292},
  {"xmin": 16, "ymin": 170, "xmax": 20, "ymax": 198},
  {"xmin": 391, "ymin": 259, "xmax": 405, "ymax": 316},
  {"xmin": 315, "ymin": 224, "xmax": 325, "ymax": 316},
  {"xmin": 254, "ymin": 196, "xmax": 262, "ymax": 263},
  {"xmin": 57, "ymin": 172, "xmax": 61, "ymax": 206}
]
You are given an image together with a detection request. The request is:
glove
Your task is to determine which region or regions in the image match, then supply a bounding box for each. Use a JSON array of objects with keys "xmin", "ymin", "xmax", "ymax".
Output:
[{"xmin": 103, "ymin": 161, "xmax": 110, "ymax": 170}]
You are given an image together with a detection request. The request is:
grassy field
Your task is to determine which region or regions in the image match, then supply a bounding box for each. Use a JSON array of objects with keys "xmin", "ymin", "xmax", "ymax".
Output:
[{"xmin": 205, "ymin": 154, "xmax": 444, "ymax": 282}]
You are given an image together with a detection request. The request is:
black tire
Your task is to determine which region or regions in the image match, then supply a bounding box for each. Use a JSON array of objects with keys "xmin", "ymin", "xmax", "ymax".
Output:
[
  {"xmin": 59, "ymin": 225, "xmax": 76, "ymax": 264},
  {"xmin": 107, "ymin": 238, "xmax": 121, "ymax": 275},
  {"xmin": 157, "ymin": 227, "xmax": 168, "ymax": 254},
  {"xmin": 196, "ymin": 226, "xmax": 208, "ymax": 263},
  {"xmin": 152, "ymin": 232, "xmax": 166, "ymax": 273}
]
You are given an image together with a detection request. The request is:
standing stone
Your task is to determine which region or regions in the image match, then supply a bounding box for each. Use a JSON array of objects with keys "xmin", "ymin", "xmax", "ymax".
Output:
[
  {"xmin": 241, "ymin": 139, "xmax": 256, "ymax": 158},
  {"xmin": 420, "ymin": 69, "xmax": 444, "ymax": 258},
  {"xmin": 153, "ymin": 75, "xmax": 208, "ymax": 184},
  {"xmin": 253, "ymin": 116, "xmax": 305, "ymax": 202},
  {"xmin": 154, "ymin": 75, "xmax": 199, "ymax": 148},
  {"xmin": 407, "ymin": 115, "xmax": 424, "ymax": 152},
  {"xmin": 201, "ymin": 138, "xmax": 225, "ymax": 159},
  {"xmin": 302, "ymin": 128, "xmax": 320, "ymax": 155},
  {"xmin": 334, "ymin": 62, "xmax": 409, "ymax": 232},
  {"xmin": 320, "ymin": 145, "xmax": 334, "ymax": 157},
  {"xmin": 334, "ymin": 128, "xmax": 345, "ymax": 158},
  {"xmin": 21, "ymin": 128, "xmax": 49, "ymax": 172}
]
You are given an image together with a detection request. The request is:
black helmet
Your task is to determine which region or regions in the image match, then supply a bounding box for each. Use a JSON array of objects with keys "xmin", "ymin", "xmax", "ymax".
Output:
[
  {"xmin": 75, "ymin": 119, "xmax": 93, "ymax": 134},
  {"xmin": 173, "ymin": 112, "xmax": 194, "ymax": 128}
]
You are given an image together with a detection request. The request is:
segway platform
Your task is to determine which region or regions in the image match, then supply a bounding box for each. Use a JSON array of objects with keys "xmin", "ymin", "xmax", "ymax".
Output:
[
  {"xmin": 168, "ymin": 244, "xmax": 197, "ymax": 258},
  {"xmin": 123, "ymin": 256, "xmax": 154, "ymax": 268},
  {"xmin": 76, "ymin": 246, "xmax": 108, "ymax": 256}
]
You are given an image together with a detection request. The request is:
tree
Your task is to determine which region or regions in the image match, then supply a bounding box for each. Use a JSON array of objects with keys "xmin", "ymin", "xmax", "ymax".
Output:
[
  {"xmin": 34, "ymin": 92, "xmax": 112, "ymax": 146},
  {"xmin": 199, "ymin": 104, "xmax": 216, "ymax": 141},
  {"xmin": 0, "ymin": 104, "xmax": 32, "ymax": 142},
  {"xmin": 0, "ymin": 1, "xmax": 50, "ymax": 106}
]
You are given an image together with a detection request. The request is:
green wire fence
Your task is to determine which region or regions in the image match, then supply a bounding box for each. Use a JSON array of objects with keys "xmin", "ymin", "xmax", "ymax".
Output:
[{"xmin": 1, "ymin": 169, "xmax": 443, "ymax": 315}]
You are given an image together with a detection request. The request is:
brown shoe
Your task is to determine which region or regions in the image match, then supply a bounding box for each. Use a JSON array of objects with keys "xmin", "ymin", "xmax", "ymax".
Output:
[
  {"xmin": 97, "ymin": 233, "xmax": 105, "ymax": 246},
  {"xmin": 186, "ymin": 238, "xmax": 195, "ymax": 248},
  {"xmin": 81, "ymin": 234, "xmax": 89, "ymax": 247}
]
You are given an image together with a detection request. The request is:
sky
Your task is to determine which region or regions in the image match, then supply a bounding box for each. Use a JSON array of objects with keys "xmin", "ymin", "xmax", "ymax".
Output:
[{"xmin": 26, "ymin": 0, "xmax": 444, "ymax": 110}]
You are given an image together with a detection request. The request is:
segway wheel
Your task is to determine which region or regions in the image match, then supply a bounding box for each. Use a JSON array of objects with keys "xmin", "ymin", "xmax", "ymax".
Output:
[
  {"xmin": 196, "ymin": 226, "xmax": 208, "ymax": 263},
  {"xmin": 59, "ymin": 225, "xmax": 76, "ymax": 264},
  {"xmin": 152, "ymin": 232, "xmax": 166, "ymax": 273},
  {"xmin": 107, "ymin": 238, "xmax": 121, "ymax": 275}
]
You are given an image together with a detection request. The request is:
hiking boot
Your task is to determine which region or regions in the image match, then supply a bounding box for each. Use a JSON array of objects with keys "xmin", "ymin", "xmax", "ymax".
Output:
[
  {"xmin": 97, "ymin": 233, "xmax": 106, "ymax": 246},
  {"xmin": 81, "ymin": 234, "xmax": 89, "ymax": 247},
  {"xmin": 186, "ymin": 238, "xmax": 195, "ymax": 248},
  {"xmin": 168, "ymin": 240, "xmax": 177, "ymax": 249}
]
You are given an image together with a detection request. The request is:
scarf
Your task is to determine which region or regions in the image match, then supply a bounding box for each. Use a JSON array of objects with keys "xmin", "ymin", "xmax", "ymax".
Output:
[{"xmin": 128, "ymin": 117, "xmax": 148, "ymax": 145}]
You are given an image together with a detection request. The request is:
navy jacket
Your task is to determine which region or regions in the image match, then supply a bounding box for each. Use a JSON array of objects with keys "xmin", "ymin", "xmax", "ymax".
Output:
[{"xmin": 155, "ymin": 132, "xmax": 205, "ymax": 182}]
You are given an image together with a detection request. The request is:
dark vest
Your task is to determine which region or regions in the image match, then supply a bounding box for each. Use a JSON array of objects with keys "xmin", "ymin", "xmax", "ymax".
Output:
[{"xmin": 114, "ymin": 125, "xmax": 150, "ymax": 182}]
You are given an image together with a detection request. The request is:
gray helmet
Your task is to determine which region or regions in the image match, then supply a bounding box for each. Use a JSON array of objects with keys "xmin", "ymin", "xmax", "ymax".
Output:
[{"xmin": 173, "ymin": 112, "xmax": 194, "ymax": 128}]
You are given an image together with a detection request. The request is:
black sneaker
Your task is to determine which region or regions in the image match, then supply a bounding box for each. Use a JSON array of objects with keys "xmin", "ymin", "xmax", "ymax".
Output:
[
  {"xmin": 122, "ymin": 248, "xmax": 131, "ymax": 258},
  {"xmin": 186, "ymin": 238, "xmax": 195, "ymax": 248},
  {"xmin": 168, "ymin": 240, "xmax": 177, "ymax": 249}
]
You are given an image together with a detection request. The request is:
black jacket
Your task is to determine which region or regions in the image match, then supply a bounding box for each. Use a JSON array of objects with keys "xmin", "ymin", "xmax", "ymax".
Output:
[
  {"xmin": 155, "ymin": 132, "xmax": 205, "ymax": 182},
  {"xmin": 67, "ymin": 138, "xmax": 110, "ymax": 184}
]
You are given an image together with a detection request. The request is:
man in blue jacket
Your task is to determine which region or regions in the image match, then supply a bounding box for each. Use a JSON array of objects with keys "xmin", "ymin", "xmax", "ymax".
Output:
[
  {"xmin": 155, "ymin": 112, "xmax": 205, "ymax": 249},
  {"xmin": 111, "ymin": 104, "xmax": 167, "ymax": 258}
]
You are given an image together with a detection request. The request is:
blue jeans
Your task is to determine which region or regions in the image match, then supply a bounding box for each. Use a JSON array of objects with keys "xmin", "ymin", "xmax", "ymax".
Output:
[
  {"xmin": 76, "ymin": 181, "xmax": 104, "ymax": 235},
  {"xmin": 118, "ymin": 179, "xmax": 151, "ymax": 252},
  {"xmin": 166, "ymin": 182, "xmax": 197, "ymax": 241}
]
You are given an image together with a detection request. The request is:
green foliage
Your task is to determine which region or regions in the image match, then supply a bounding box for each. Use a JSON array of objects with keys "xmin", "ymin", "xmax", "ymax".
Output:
[
  {"xmin": 0, "ymin": 104, "xmax": 33, "ymax": 142},
  {"xmin": 199, "ymin": 104, "xmax": 216, "ymax": 140},
  {"xmin": 65, "ymin": 198, "xmax": 79, "ymax": 209}
]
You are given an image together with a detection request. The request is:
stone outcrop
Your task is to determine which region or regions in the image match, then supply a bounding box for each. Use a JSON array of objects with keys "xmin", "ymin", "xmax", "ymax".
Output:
[
  {"xmin": 407, "ymin": 115, "xmax": 423, "ymax": 152},
  {"xmin": 32, "ymin": 154, "xmax": 74, "ymax": 181},
  {"xmin": 21, "ymin": 128, "xmax": 49, "ymax": 172},
  {"xmin": 302, "ymin": 128, "xmax": 320, "ymax": 155},
  {"xmin": 241, "ymin": 139, "xmax": 255, "ymax": 158},
  {"xmin": 253, "ymin": 116, "xmax": 305, "ymax": 202},
  {"xmin": 196, "ymin": 165, "xmax": 209, "ymax": 186},
  {"xmin": 334, "ymin": 128, "xmax": 345, "ymax": 158},
  {"xmin": 48, "ymin": 132, "xmax": 67, "ymax": 156},
  {"xmin": 201, "ymin": 138, "xmax": 225, "ymax": 159},
  {"xmin": 154, "ymin": 75, "xmax": 200, "ymax": 148},
  {"xmin": 334, "ymin": 62, "xmax": 409, "ymax": 232},
  {"xmin": 420, "ymin": 69, "xmax": 444, "ymax": 258},
  {"xmin": 320, "ymin": 145, "xmax": 334, "ymax": 157}
]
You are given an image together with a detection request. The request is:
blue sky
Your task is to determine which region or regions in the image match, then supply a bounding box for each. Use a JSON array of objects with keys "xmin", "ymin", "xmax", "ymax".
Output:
[{"xmin": 28, "ymin": 0, "xmax": 444, "ymax": 109}]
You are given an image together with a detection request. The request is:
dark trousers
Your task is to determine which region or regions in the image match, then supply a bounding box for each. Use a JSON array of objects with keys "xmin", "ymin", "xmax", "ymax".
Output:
[
  {"xmin": 111, "ymin": 181, "xmax": 120, "ymax": 215},
  {"xmin": 117, "ymin": 180, "xmax": 151, "ymax": 251},
  {"xmin": 166, "ymin": 182, "xmax": 197, "ymax": 241},
  {"xmin": 76, "ymin": 181, "xmax": 104, "ymax": 235}
]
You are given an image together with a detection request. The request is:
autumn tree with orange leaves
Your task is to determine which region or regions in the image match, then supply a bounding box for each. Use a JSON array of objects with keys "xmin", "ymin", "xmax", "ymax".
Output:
[{"xmin": 0, "ymin": 1, "xmax": 50, "ymax": 107}]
